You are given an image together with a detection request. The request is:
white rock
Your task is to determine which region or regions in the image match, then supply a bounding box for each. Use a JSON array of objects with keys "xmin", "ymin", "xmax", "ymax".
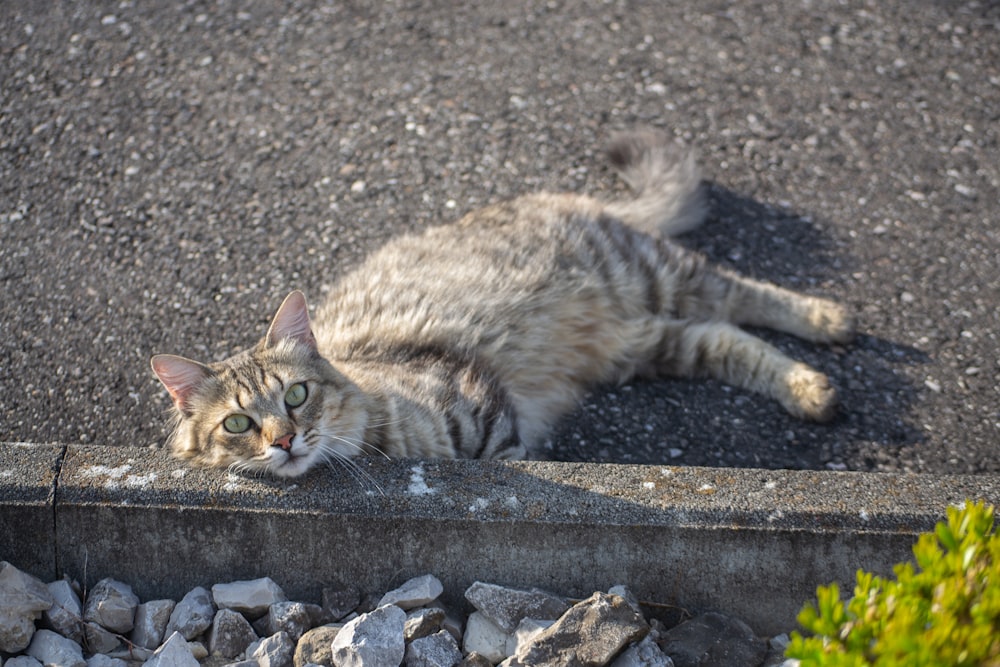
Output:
[
  {"xmin": 0, "ymin": 561, "xmax": 54, "ymax": 653},
  {"xmin": 25, "ymin": 628, "xmax": 86, "ymax": 667},
  {"xmin": 610, "ymin": 636, "xmax": 674, "ymax": 667},
  {"xmin": 85, "ymin": 654, "xmax": 128, "ymax": 667},
  {"xmin": 145, "ymin": 631, "xmax": 199, "ymax": 667},
  {"xmin": 83, "ymin": 578, "xmax": 139, "ymax": 633},
  {"xmin": 330, "ymin": 604, "xmax": 406, "ymax": 667},
  {"xmin": 164, "ymin": 587, "xmax": 215, "ymax": 640},
  {"xmin": 462, "ymin": 612, "xmax": 510, "ymax": 664},
  {"xmin": 504, "ymin": 618, "xmax": 554, "ymax": 657},
  {"xmin": 377, "ymin": 575, "xmax": 443, "ymax": 611},
  {"xmin": 131, "ymin": 600, "xmax": 176, "ymax": 650},
  {"xmin": 404, "ymin": 630, "xmax": 462, "ymax": 667},
  {"xmin": 248, "ymin": 632, "xmax": 295, "ymax": 667},
  {"xmin": 212, "ymin": 579, "xmax": 287, "ymax": 618},
  {"xmin": 44, "ymin": 579, "xmax": 83, "ymax": 642}
]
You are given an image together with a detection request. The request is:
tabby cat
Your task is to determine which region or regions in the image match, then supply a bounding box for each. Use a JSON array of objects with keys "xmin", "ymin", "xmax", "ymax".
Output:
[{"xmin": 151, "ymin": 129, "xmax": 855, "ymax": 478}]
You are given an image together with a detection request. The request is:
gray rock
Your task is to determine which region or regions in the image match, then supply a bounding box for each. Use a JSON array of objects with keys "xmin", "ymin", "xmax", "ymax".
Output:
[
  {"xmin": 377, "ymin": 575, "xmax": 443, "ymax": 611},
  {"xmin": 404, "ymin": 630, "xmax": 462, "ymax": 667},
  {"xmin": 658, "ymin": 613, "xmax": 766, "ymax": 667},
  {"xmin": 293, "ymin": 625, "xmax": 341, "ymax": 667},
  {"xmin": 82, "ymin": 579, "xmax": 138, "ymax": 634},
  {"xmin": 209, "ymin": 609, "xmax": 259, "ymax": 659},
  {"xmin": 403, "ymin": 608, "xmax": 445, "ymax": 642},
  {"xmin": 26, "ymin": 628, "xmax": 86, "ymax": 667},
  {"xmin": 506, "ymin": 592, "xmax": 649, "ymax": 667},
  {"xmin": 611, "ymin": 636, "xmax": 675, "ymax": 667},
  {"xmin": 222, "ymin": 662, "xmax": 259, "ymax": 667},
  {"xmin": 131, "ymin": 600, "xmax": 176, "ymax": 650},
  {"xmin": 321, "ymin": 587, "xmax": 359, "ymax": 623},
  {"xmin": 265, "ymin": 602, "xmax": 311, "ymax": 643},
  {"xmin": 461, "ymin": 612, "xmax": 509, "ymax": 665},
  {"xmin": 83, "ymin": 621, "xmax": 121, "ymax": 654},
  {"xmin": 5, "ymin": 656, "xmax": 44, "ymax": 667},
  {"xmin": 248, "ymin": 632, "xmax": 296, "ymax": 667},
  {"xmin": 44, "ymin": 579, "xmax": 83, "ymax": 642},
  {"xmin": 213, "ymin": 579, "xmax": 287, "ymax": 619},
  {"xmin": 0, "ymin": 561, "xmax": 54, "ymax": 653},
  {"xmin": 164, "ymin": 587, "xmax": 215, "ymax": 640},
  {"xmin": 330, "ymin": 605, "xmax": 405, "ymax": 667},
  {"xmin": 464, "ymin": 582, "xmax": 569, "ymax": 634},
  {"xmin": 85, "ymin": 654, "xmax": 127, "ymax": 667},
  {"xmin": 146, "ymin": 631, "xmax": 200, "ymax": 667}
]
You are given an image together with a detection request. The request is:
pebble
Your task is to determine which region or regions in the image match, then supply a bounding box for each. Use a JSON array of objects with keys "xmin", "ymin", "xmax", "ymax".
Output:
[
  {"xmin": 502, "ymin": 592, "xmax": 648, "ymax": 666},
  {"xmin": 404, "ymin": 630, "xmax": 463, "ymax": 667},
  {"xmin": 659, "ymin": 612, "xmax": 766, "ymax": 667},
  {"xmin": 83, "ymin": 621, "xmax": 122, "ymax": 654},
  {"xmin": 209, "ymin": 608, "xmax": 258, "ymax": 659},
  {"xmin": 0, "ymin": 561, "xmax": 54, "ymax": 653},
  {"xmin": 293, "ymin": 625, "xmax": 341, "ymax": 667},
  {"xmin": 330, "ymin": 605, "xmax": 406, "ymax": 667},
  {"xmin": 44, "ymin": 578, "xmax": 84, "ymax": 643},
  {"xmin": 464, "ymin": 581, "xmax": 570, "ymax": 633},
  {"xmin": 6, "ymin": 657, "xmax": 44, "ymax": 667},
  {"xmin": 378, "ymin": 574, "xmax": 444, "ymax": 610},
  {"xmin": 26, "ymin": 629, "xmax": 86, "ymax": 667},
  {"xmin": 249, "ymin": 631, "xmax": 296, "ymax": 667},
  {"xmin": 404, "ymin": 607, "xmax": 446, "ymax": 642},
  {"xmin": 0, "ymin": 561, "xmax": 782, "ymax": 667},
  {"xmin": 82, "ymin": 578, "xmax": 139, "ymax": 634},
  {"xmin": 146, "ymin": 631, "xmax": 199, "ymax": 667},
  {"xmin": 164, "ymin": 587, "xmax": 215, "ymax": 640},
  {"xmin": 131, "ymin": 599, "xmax": 176, "ymax": 650},
  {"xmin": 213, "ymin": 578, "xmax": 288, "ymax": 618}
]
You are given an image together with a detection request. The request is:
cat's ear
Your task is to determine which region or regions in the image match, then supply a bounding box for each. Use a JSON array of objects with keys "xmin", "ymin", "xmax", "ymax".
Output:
[
  {"xmin": 151, "ymin": 354, "xmax": 212, "ymax": 415},
  {"xmin": 265, "ymin": 290, "xmax": 317, "ymax": 350}
]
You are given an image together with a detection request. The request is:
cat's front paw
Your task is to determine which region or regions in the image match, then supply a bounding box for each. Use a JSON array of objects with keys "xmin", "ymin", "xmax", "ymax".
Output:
[{"xmin": 781, "ymin": 364, "xmax": 839, "ymax": 422}]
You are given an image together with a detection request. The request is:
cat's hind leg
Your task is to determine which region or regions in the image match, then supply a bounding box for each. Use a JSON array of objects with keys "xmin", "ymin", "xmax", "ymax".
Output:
[
  {"xmin": 648, "ymin": 318, "xmax": 840, "ymax": 421},
  {"xmin": 680, "ymin": 267, "xmax": 856, "ymax": 345}
]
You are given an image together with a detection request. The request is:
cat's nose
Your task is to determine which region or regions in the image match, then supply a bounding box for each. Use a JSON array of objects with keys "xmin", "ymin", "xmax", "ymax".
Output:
[{"xmin": 272, "ymin": 433, "xmax": 294, "ymax": 451}]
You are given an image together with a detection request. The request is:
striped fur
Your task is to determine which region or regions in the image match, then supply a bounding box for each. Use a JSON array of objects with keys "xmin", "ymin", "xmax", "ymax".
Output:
[{"xmin": 152, "ymin": 129, "xmax": 855, "ymax": 477}]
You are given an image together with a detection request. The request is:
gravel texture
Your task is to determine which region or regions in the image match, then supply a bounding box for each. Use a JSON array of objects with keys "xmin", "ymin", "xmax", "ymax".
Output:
[
  {"xmin": 1, "ymin": 1, "xmax": 999, "ymax": 473},
  {"xmin": 0, "ymin": 564, "xmax": 790, "ymax": 667}
]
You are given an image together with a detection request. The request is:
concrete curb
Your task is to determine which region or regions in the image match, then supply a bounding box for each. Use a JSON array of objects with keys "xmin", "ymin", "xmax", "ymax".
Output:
[{"xmin": 2, "ymin": 442, "xmax": 998, "ymax": 635}]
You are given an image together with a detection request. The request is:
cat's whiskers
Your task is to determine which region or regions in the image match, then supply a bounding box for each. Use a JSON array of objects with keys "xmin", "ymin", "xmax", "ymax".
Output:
[{"xmin": 319, "ymin": 444, "xmax": 386, "ymax": 496}]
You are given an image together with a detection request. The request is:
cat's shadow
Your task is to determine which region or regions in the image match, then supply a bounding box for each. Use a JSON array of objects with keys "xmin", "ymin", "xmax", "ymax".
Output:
[{"xmin": 550, "ymin": 184, "xmax": 928, "ymax": 472}]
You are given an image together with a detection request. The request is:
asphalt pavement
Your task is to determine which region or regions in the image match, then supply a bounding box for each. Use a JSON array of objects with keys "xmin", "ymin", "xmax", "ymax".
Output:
[{"xmin": 2, "ymin": 1, "xmax": 998, "ymax": 474}]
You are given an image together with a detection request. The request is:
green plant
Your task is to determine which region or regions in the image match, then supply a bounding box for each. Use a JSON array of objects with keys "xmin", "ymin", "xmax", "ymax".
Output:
[{"xmin": 786, "ymin": 500, "xmax": 1000, "ymax": 666}]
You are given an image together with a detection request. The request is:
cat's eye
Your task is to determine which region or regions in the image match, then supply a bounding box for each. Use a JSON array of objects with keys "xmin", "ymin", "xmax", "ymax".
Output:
[
  {"xmin": 284, "ymin": 382, "xmax": 308, "ymax": 408},
  {"xmin": 223, "ymin": 414, "xmax": 252, "ymax": 434}
]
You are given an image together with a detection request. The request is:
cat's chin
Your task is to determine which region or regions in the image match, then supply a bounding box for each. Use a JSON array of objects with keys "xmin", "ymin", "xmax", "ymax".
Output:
[{"xmin": 264, "ymin": 449, "xmax": 318, "ymax": 478}]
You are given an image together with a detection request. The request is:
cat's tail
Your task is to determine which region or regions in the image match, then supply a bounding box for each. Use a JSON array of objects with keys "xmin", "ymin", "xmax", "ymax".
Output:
[{"xmin": 603, "ymin": 128, "xmax": 707, "ymax": 236}]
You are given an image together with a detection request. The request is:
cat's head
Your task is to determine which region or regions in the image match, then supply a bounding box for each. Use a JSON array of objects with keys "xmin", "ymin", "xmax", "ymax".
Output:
[{"xmin": 151, "ymin": 291, "xmax": 367, "ymax": 478}]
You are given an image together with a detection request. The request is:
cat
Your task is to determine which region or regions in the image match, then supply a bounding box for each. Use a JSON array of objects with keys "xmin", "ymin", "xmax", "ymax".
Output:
[{"xmin": 151, "ymin": 128, "xmax": 855, "ymax": 478}]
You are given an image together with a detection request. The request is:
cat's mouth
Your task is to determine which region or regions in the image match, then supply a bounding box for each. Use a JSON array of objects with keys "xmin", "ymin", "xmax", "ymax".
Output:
[{"xmin": 268, "ymin": 448, "xmax": 314, "ymax": 478}]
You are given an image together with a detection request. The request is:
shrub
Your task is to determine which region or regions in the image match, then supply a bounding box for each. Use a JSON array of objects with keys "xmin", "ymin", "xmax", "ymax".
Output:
[{"xmin": 786, "ymin": 500, "xmax": 1000, "ymax": 666}]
